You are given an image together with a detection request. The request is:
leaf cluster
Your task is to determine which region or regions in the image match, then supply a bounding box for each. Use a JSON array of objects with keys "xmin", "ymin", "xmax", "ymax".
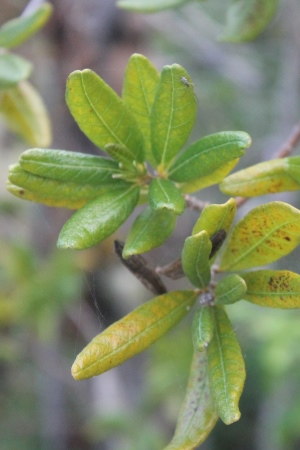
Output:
[
  {"xmin": 7, "ymin": 51, "xmax": 300, "ymax": 450},
  {"xmin": 0, "ymin": 2, "xmax": 52, "ymax": 146}
]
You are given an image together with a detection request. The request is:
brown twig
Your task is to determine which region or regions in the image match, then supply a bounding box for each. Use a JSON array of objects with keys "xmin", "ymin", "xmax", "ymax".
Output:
[
  {"xmin": 114, "ymin": 241, "xmax": 167, "ymax": 295},
  {"xmin": 184, "ymin": 195, "xmax": 210, "ymax": 212}
]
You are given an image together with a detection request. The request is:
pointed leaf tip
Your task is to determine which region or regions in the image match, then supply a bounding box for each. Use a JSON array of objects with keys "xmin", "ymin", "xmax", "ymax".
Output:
[{"xmin": 72, "ymin": 290, "xmax": 197, "ymax": 380}]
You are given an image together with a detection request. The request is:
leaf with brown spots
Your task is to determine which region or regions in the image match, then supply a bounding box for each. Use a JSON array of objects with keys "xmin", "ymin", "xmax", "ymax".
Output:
[
  {"xmin": 241, "ymin": 270, "xmax": 300, "ymax": 308},
  {"xmin": 220, "ymin": 158, "xmax": 300, "ymax": 197},
  {"xmin": 219, "ymin": 202, "xmax": 300, "ymax": 271}
]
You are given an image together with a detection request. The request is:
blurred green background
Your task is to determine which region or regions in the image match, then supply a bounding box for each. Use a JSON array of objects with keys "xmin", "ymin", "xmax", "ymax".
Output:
[{"xmin": 1, "ymin": 0, "xmax": 300, "ymax": 449}]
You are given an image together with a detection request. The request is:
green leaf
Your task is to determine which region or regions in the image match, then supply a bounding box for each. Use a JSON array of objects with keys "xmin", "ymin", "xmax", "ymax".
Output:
[
  {"xmin": 215, "ymin": 274, "xmax": 247, "ymax": 305},
  {"xmin": 168, "ymin": 132, "xmax": 251, "ymax": 182},
  {"xmin": 123, "ymin": 205, "xmax": 176, "ymax": 257},
  {"xmin": 122, "ymin": 53, "xmax": 160, "ymax": 163},
  {"xmin": 179, "ymin": 159, "xmax": 239, "ymax": 194},
  {"xmin": 104, "ymin": 143, "xmax": 136, "ymax": 170},
  {"xmin": 72, "ymin": 290, "xmax": 197, "ymax": 380},
  {"xmin": 149, "ymin": 178, "xmax": 185, "ymax": 215},
  {"xmin": 117, "ymin": 0, "xmax": 190, "ymax": 13},
  {"xmin": 193, "ymin": 198, "xmax": 236, "ymax": 237},
  {"xmin": 0, "ymin": 80, "xmax": 51, "ymax": 147},
  {"xmin": 207, "ymin": 306, "xmax": 246, "ymax": 425},
  {"xmin": 220, "ymin": 0, "xmax": 279, "ymax": 42},
  {"xmin": 192, "ymin": 307, "xmax": 214, "ymax": 352},
  {"xmin": 220, "ymin": 158, "xmax": 300, "ymax": 197},
  {"xmin": 0, "ymin": 54, "xmax": 32, "ymax": 91},
  {"xmin": 0, "ymin": 3, "xmax": 53, "ymax": 49},
  {"xmin": 65, "ymin": 69, "xmax": 145, "ymax": 162},
  {"xmin": 19, "ymin": 149, "xmax": 120, "ymax": 184},
  {"xmin": 219, "ymin": 201, "xmax": 300, "ymax": 272},
  {"xmin": 163, "ymin": 350, "xmax": 218, "ymax": 450},
  {"xmin": 57, "ymin": 184, "xmax": 140, "ymax": 249},
  {"xmin": 151, "ymin": 64, "xmax": 197, "ymax": 170},
  {"xmin": 241, "ymin": 270, "xmax": 300, "ymax": 308},
  {"xmin": 182, "ymin": 230, "xmax": 212, "ymax": 288},
  {"xmin": 7, "ymin": 164, "xmax": 124, "ymax": 209}
]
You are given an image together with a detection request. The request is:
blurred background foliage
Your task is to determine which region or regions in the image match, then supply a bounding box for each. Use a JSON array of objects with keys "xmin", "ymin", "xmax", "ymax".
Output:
[{"xmin": 1, "ymin": 0, "xmax": 300, "ymax": 449}]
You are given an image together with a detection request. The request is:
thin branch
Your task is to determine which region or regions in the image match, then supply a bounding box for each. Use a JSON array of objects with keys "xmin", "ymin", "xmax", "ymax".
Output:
[
  {"xmin": 275, "ymin": 121, "xmax": 300, "ymax": 158},
  {"xmin": 156, "ymin": 257, "xmax": 184, "ymax": 280},
  {"xmin": 184, "ymin": 195, "xmax": 210, "ymax": 212},
  {"xmin": 114, "ymin": 241, "xmax": 167, "ymax": 295}
]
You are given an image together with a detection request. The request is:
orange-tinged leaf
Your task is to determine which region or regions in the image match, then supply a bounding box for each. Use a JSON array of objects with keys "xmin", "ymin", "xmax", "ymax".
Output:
[
  {"xmin": 72, "ymin": 290, "xmax": 197, "ymax": 380},
  {"xmin": 242, "ymin": 270, "xmax": 300, "ymax": 308},
  {"xmin": 219, "ymin": 202, "xmax": 300, "ymax": 271},
  {"xmin": 163, "ymin": 350, "xmax": 218, "ymax": 450},
  {"xmin": 207, "ymin": 306, "xmax": 245, "ymax": 425}
]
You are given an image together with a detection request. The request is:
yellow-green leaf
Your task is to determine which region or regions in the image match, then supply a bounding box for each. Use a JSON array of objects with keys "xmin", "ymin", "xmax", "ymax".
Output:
[
  {"xmin": 163, "ymin": 350, "xmax": 218, "ymax": 450},
  {"xmin": 207, "ymin": 306, "xmax": 245, "ymax": 425},
  {"xmin": 122, "ymin": 53, "xmax": 160, "ymax": 163},
  {"xmin": 168, "ymin": 132, "xmax": 251, "ymax": 183},
  {"xmin": 0, "ymin": 3, "xmax": 53, "ymax": 49},
  {"xmin": 151, "ymin": 64, "xmax": 197, "ymax": 170},
  {"xmin": 220, "ymin": 158, "xmax": 300, "ymax": 197},
  {"xmin": 241, "ymin": 270, "xmax": 300, "ymax": 308},
  {"xmin": 179, "ymin": 159, "xmax": 239, "ymax": 194},
  {"xmin": 219, "ymin": 202, "xmax": 300, "ymax": 272},
  {"xmin": 0, "ymin": 80, "xmax": 51, "ymax": 147},
  {"xmin": 192, "ymin": 306, "xmax": 214, "ymax": 352},
  {"xmin": 66, "ymin": 69, "xmax": 144, "ymax": 162},
  {"xmin": 192, "ymin": 198, "xmax": 236, "ymax": 237},
  {"xmin": 72, "ymin": 290, "xmax": 197, "ymax": 380},
  {"xmin": 182, "ymin": 230, "xmax": 212, "ymax": 288}
]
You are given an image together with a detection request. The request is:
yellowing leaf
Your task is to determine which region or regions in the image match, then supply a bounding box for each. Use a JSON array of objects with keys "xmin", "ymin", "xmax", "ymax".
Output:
[
  {"xmin": 242, "ymin": 270, "xmax": 300, "ymax": 308},
  {"xmin": 0, "ymin": 80, "xmax": 51, "ymax": 147},
  {"xmin": 163, "ymin": 350, "xmax": 218, "ymax": 450},
  {"xmin": 72, "ymin": 290, "xmax": 197, "ymax": 380},
  {"xmin": 207, "ymin": 306, "xmax": 245, "ymax": 425},
  {"xmin": 192, "ymin": 198, "xmax": 236, "ymax": 236},
  {"xmin": 219, "ymin": 202, "xmax": 300, "ymax": 272},
  {"xmin": 220, "ymin": 158, "xmax": 300, "ymax": 197}
]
